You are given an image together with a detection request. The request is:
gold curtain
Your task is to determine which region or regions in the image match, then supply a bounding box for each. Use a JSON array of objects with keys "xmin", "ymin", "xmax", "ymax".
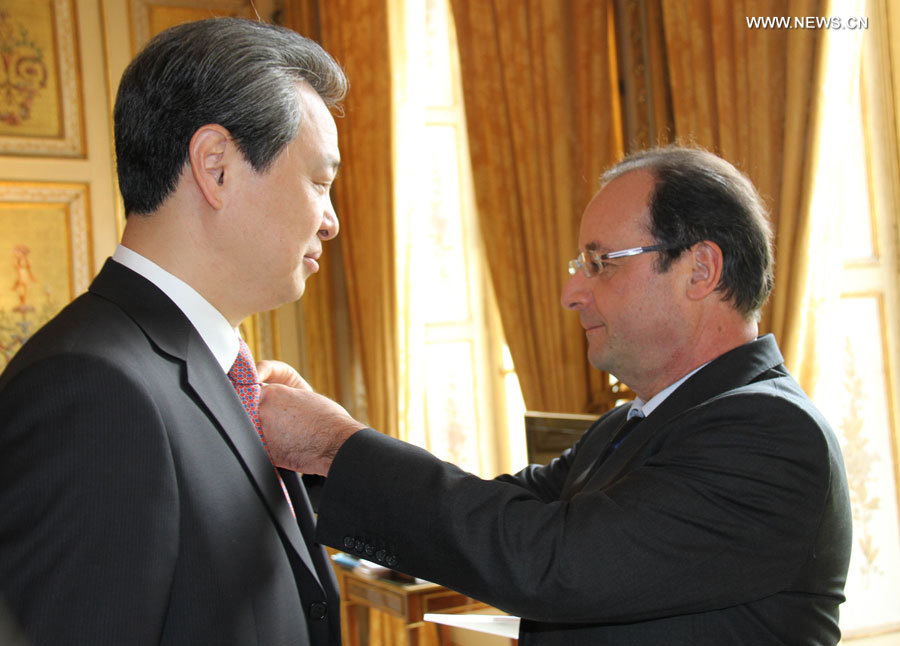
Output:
[
  {"xmin": 286, "ymin": 2, "xmax": 406, "ymax": 639},
  {"xmin": 450, "ymin": 0, "xmax": 623, "ymax": 414},
  {"xmin": 656, "ymin": 0, "xmax": 827, "ymax": 386},
  {"xmin": 282, "ymin": 4, "xmax": 344, "ymax": 403},
  {"xmin": 285, "ymin": 1, "xmax": 400, "ymax": 437}
]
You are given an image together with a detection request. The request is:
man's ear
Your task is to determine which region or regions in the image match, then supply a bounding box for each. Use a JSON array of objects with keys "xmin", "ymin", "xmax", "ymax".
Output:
[
  {"xmin": 685, "ymin": 241, "xmax": 724, "ymax": 301},
  {"xmin": 188, "ymin": 124, "xmax": 231, "ymax": 210}
]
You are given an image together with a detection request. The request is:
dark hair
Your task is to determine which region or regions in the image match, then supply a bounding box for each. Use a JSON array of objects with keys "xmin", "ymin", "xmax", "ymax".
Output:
[
  {"xmin": 602, "ymin": 146, "xmax": 774, "ymax": 319},
  {"xmin": 114, "ymin": 18, "xmax": 348, "ymax": 215}
]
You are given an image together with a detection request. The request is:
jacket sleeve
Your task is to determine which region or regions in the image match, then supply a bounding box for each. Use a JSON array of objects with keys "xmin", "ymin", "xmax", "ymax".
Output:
[
  {"xmin": 492, "ymin": 415, "xmax": 608, "ymax": 503},
  {"xmin": 314, "ymin": 392, "xmax": 835, "ymax": 624},
  {"xmin": 0, "ymin": 354, "xmax": 178, "ymax": 645}
]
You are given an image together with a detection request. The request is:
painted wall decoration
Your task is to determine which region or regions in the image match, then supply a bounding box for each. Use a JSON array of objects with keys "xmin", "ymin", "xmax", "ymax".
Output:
[
  {"xmin": 814, "ymin": 295, "xmax": 900, "ymax": 637},
  {"xmin": 0, "ymin": 0, "xmax": 83, "ymax": 156},
  {"xmin": 0, "ymin": 182, "xmax": 90, "ymax": 368}
]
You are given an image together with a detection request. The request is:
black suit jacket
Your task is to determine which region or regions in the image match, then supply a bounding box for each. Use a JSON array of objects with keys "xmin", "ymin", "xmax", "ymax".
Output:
[
  {"xmin": 316, "ymin": 335, "xmax": 851, "ymax": 645},
  {"xmin": 0, "ymin": 260, "xmax": 340, "ymax": 645}
]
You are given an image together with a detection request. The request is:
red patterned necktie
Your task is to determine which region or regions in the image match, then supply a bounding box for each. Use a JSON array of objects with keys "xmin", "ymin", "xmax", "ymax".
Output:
[{"xmin": 228, "ymin": 338, "xmax": 295, "ymax": 517}]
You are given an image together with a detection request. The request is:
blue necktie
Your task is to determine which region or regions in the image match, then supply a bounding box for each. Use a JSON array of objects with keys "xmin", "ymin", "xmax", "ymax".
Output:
[{"xmin": 610, "ymin": 412, "xmax": 644, "ymax": 451}]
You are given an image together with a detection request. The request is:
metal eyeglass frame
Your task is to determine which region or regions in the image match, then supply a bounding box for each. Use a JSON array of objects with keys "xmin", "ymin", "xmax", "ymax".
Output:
[{"xmin": 567, "ymin": 244, "xmax": 679, "ymax": 278}]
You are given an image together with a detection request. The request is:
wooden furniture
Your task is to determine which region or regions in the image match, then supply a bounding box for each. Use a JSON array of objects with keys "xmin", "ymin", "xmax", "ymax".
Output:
[
  {"xmin": 336, "ymin": 565, "xmax": 487, "ymax": 646},
  {"xmin": 524, "ymin": 411, "xmax": 597, "ymax": 465}
]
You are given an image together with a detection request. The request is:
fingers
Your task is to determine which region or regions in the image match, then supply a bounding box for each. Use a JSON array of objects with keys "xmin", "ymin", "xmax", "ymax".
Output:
[
  {"xmin": 256, "ymin": 360, "xmax": 312, "ymax": 390},
  {"xmin": 258, "ymin": 384, "xmax": 367, "ymax": 476},
  {"xmin": 255, "ymin": 360, "xmax": 279, "ymax": 382},
  {"xmin": 258, "ymin": 384, "xmax": 314, "ymax": 472}
]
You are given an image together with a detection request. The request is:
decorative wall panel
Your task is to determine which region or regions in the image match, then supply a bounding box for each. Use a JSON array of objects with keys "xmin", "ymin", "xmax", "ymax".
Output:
[
  {"xmin": 0, "ymin": 181, "xmax": 90, "ymax": 368},
  {"xmin": 0, "ymin": 0, "xmax": 84, "ymax": 157}
]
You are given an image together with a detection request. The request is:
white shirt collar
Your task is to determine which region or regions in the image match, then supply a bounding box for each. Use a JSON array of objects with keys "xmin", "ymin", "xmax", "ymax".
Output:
[
  {"xmin": 111, "ymin": 244, "xmax": 239, "ymax": 373},
  {"xmin": 629, "ymin": 362, "xmax": 708, "ymax": 419}
]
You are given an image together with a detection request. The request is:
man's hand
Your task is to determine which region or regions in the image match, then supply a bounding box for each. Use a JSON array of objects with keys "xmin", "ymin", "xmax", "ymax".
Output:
[
  {"xmin": 258, "ymin": 384, "xmax": 366, "ymax": 476},
  {"xmin": 256, "ymin": 360, "xmax": 312, "ymax": 390}
]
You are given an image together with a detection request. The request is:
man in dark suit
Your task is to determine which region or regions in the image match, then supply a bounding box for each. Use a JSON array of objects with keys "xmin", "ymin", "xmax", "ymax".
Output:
[
  {"xmin": 0, "ymin": 18, "xmax": 346, "ymax": 645},
  {"xmin": 257, "ymin": 147, "xmax": 853, "ymax": 644}
]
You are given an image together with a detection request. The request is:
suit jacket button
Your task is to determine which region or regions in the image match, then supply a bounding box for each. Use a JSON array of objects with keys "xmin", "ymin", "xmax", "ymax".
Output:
[
  {"xmin": 354, "ymin": 539, "xmax": 365, "ymax": 553},
  {"xmin": 364, "ymin": 543, "xmax": 375, "ymax": 557},
  {"xmin": 343, "ymin": 536, "xmax": 355, "ymax": 549},
  {"xmin": 309, "ymin": 602, "xmax": 328, "ymax": 620},
  {"xmin": 375, "ymin": 550, "xmax": 387, "ymax": 563},
  {"xmin": 386, "ymin": 554, "xmax": 399, "ymax": 567}
]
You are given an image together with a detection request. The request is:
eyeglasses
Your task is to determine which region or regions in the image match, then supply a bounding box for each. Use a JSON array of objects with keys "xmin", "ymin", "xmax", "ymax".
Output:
[{"xmin": 567, "ymin": 244, "xmax": 677, "ymax": 278}]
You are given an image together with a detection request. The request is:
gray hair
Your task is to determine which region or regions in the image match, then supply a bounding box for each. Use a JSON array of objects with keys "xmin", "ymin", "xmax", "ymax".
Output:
[{"xmin": 114, "ymin": 17, "xmax": 348, "ymax": 215}]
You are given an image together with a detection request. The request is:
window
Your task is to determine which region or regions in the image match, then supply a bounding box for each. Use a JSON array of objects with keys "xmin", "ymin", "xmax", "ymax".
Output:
[
  {"xmin": 393, "ymin": 0, "xmax": 527, "ymax": 478},
  {"xmin": 805, "ymin": 1, "xmax": 900, "ymax": 637}
]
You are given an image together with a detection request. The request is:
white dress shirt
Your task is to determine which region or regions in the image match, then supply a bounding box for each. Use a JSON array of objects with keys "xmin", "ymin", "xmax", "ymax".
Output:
[
  {"xmin": 112, "ymin": 244, "xmax": 240, "ymax": 372},
  {"xmin": 628, "ymin": 363, "xmax": 708, "ymax": 420}
]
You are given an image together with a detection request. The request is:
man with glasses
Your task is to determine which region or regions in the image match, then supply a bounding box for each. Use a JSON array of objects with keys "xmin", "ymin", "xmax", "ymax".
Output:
[{"xmin": 258, "ymin": 146, "xmax": 852, "ymax": 645}]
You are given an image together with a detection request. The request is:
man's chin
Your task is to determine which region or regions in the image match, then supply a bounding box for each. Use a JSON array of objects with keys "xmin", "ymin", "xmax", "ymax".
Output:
[
  {"xmin": 288, "ymin": 272, "xmax": 309, "ymax": 301},
  {"xmin": 261, "ymin": 279, "xmax": 306, "ymax": 311},
  {"xmin": 587, "ymin": 346, "xmax": 614, "ymax": 374},
  {"xmin": 587, "ymin": 353, "xmax": 606, "ymax": 372}
]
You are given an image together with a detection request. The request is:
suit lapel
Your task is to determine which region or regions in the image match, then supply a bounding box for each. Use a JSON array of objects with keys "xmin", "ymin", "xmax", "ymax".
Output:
[
  {"xmin": 587, "ymin": 409, "xmax": 667, "ymax": 490},
  {"xmin": 565, "ymin": 336, "xmax": 787, "ymax": 495},
  {"xmin": 561, "ymin": 406, "xmax": 629, "ymax": 500},
  {"xmin": 282, "ymin": 470, "xmax": 340, "ymax": 600},
  {"xmin": 184, "ymin": 334, "xmax": 320, "ymax": 579},
  {"xmin": 90, "ymin": 259, "xmax": 321, "ymax": 585}
]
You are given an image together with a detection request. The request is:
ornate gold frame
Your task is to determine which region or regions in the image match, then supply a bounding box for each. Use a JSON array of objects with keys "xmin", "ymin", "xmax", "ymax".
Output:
[
  {"xmin": 0, "ymin": 181, "xmax": 92, "ymax": 368},
  {"xmin": 0, "ymin": 0, "xmax": 85, "ymax": 157}
]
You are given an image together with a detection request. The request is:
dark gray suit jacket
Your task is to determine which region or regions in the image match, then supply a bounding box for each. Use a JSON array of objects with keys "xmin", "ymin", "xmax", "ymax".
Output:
[
  {"xmin": 316, "ymin": 335, "xmax": 851, "ymax": 645},
  {"xmin": 0, "ymin": 259, "xmax": 340, "ymax": 645}
]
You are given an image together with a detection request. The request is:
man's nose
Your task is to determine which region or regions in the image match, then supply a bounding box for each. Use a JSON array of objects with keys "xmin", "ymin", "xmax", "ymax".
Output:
[
  {"xmin": 560, "ymin": 272, "xmax": 589, "ymax": 310},
  {"xmin": 319, "ymin": 197, "xmax": 339, "ymax": 240}
]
